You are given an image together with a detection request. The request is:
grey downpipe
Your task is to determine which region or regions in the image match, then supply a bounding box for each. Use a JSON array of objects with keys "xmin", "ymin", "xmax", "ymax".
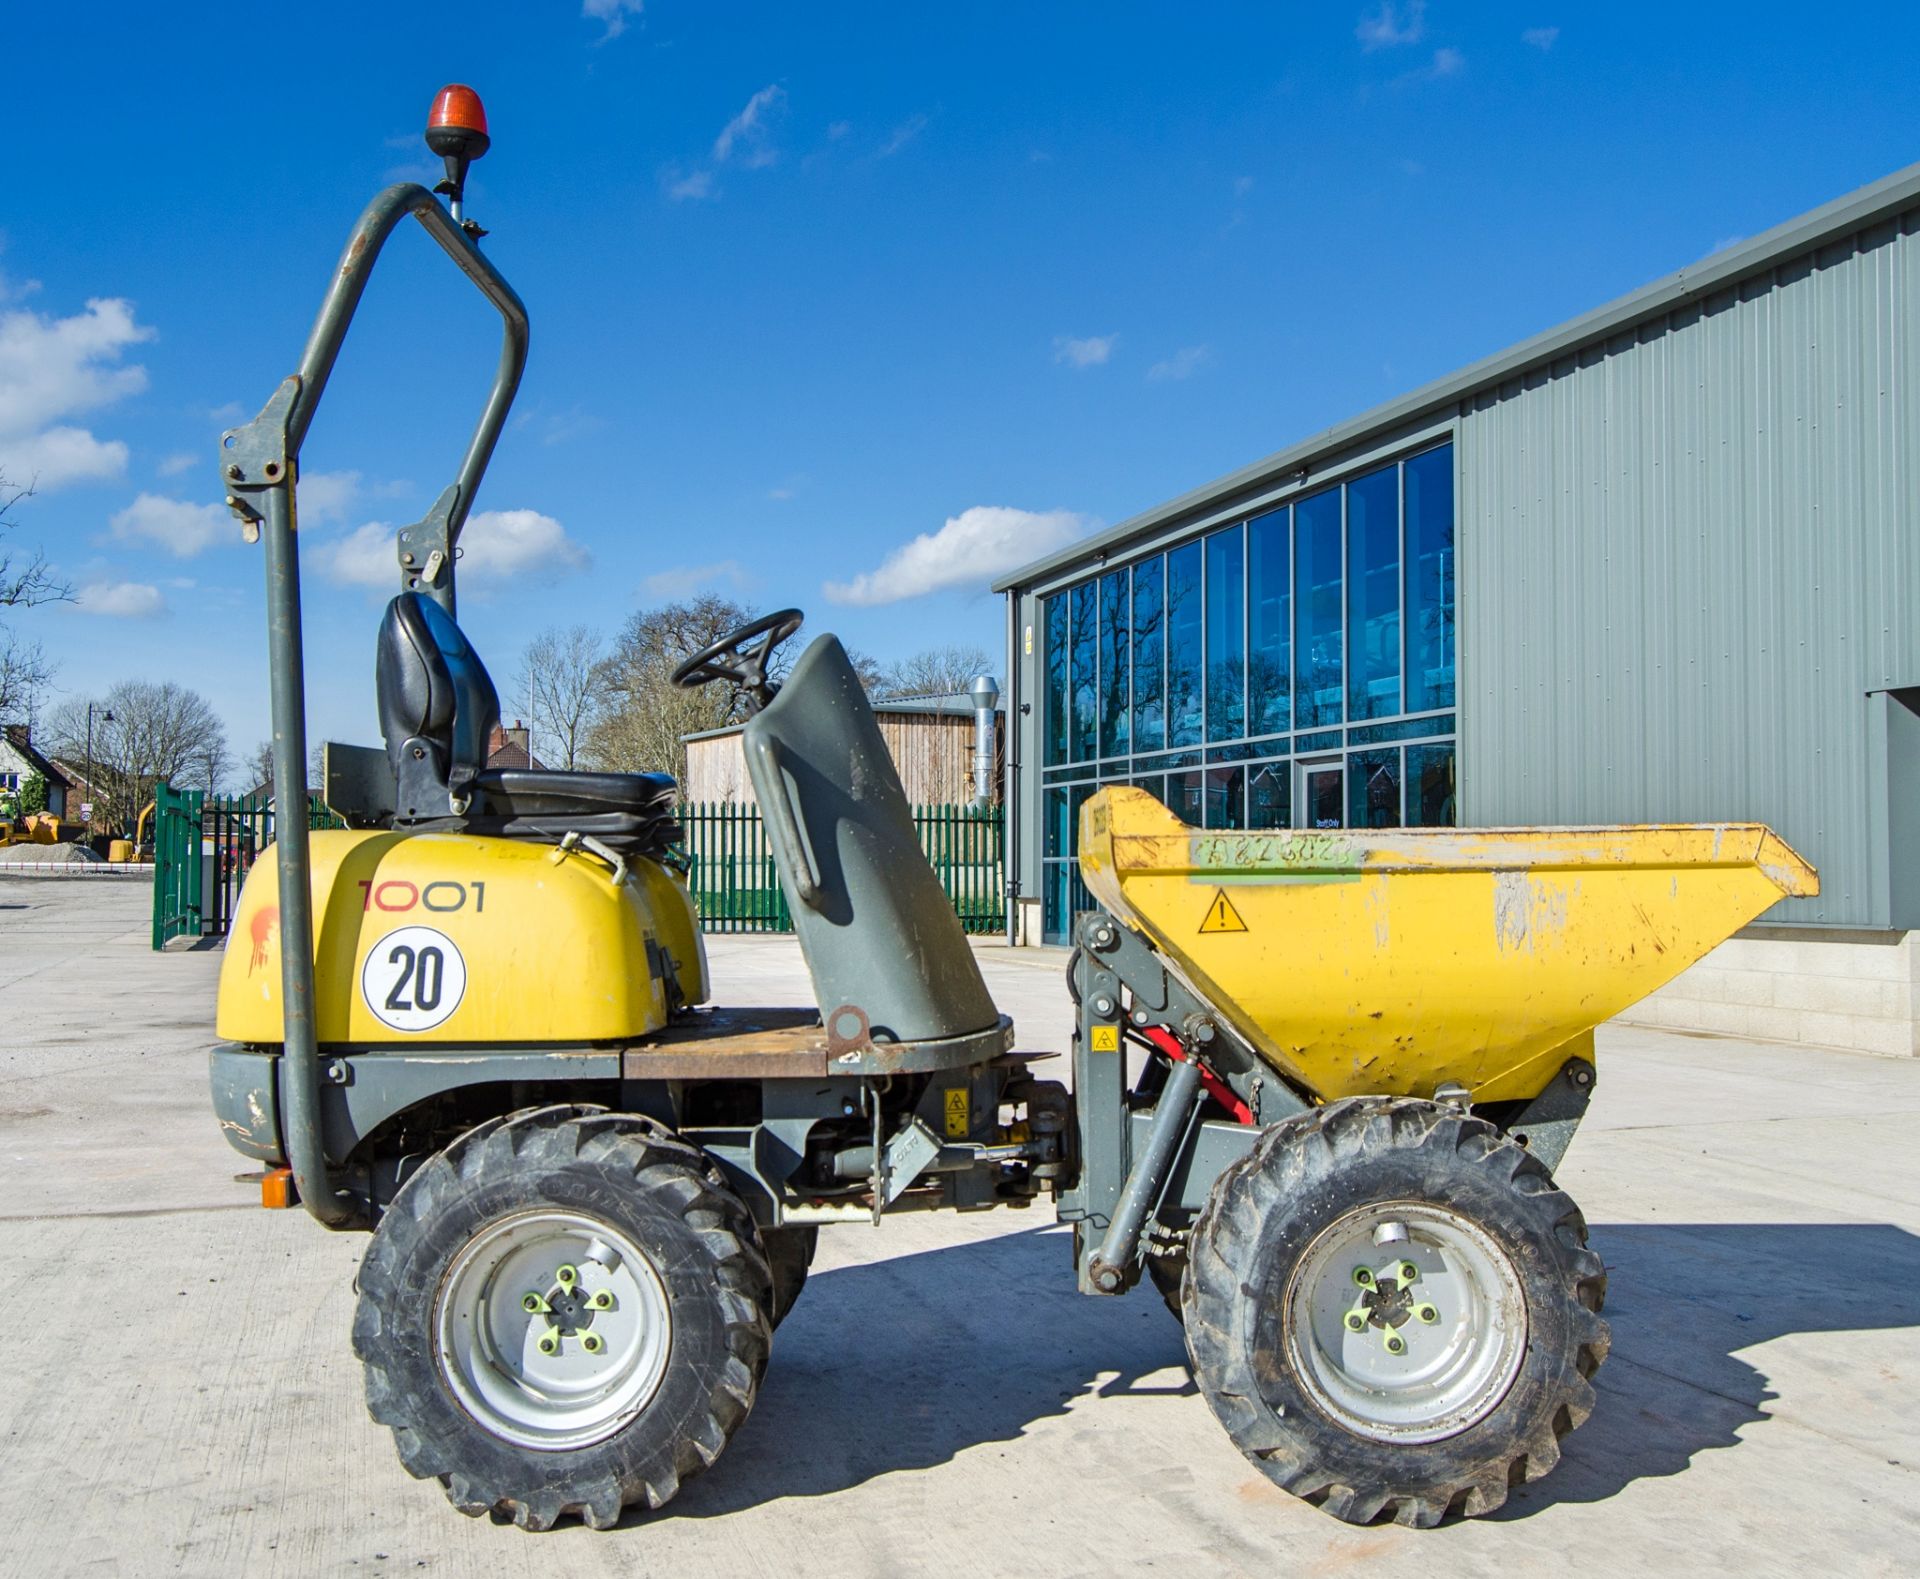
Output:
[
  {"xmin": 1086, "ymin": 1054, "xmax": 1204, "ymax": 1293},
  {"xmin": 229, "ymin": 181, "xmax": 528, "ymax": 1226},
  {"xmin": 968, "ymin": 673, "xmax": 999, "ymax": 813}
]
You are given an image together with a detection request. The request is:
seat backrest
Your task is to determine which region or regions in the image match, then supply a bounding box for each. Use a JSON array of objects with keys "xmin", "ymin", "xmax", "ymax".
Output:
[
  {"xmin": 742, "ymin": 634, "xmax": 999, "ymax": 1044},
  {"xmin": 376, "ymin": 592, "xmax": 500, "ymax": 819}
]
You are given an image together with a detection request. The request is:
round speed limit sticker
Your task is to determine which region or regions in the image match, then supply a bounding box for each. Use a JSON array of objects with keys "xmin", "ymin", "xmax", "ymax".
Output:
[{"xmin": 361, "ymin": 926, "xmax": 467, "ymax": 1033}]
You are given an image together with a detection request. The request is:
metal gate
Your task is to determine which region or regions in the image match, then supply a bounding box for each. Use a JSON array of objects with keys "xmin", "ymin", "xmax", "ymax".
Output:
[
  {"xmin": 675, "ymin": 801, "xmax": 1005, "ymax": 935},
  {"xmin": 151, "ymin": 785, "xmax": 343, "ymax": 949}
]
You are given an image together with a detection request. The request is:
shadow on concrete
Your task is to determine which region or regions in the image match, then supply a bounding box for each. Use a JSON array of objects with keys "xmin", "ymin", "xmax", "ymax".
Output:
[
  {"xmin": 662, "ymin": 1223, "xmax": 1188, "ymax": 1523},
  {"xmin": 649, "ymin": 1220, "xmax": 1920, "ymax": 1528},
  {"xmin": 1492, "ymin": 1220, "xmax": 1920, "ymax": 1518}
]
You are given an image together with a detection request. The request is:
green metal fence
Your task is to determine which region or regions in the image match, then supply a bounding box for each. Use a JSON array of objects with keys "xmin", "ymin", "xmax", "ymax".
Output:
[
  {"xmin": 153, "ymin": 791, "xmax": 1005, "ymax": 947},
  {"xmin": 675, "ymin": 801, "xmax": 1005, "ymax": 935},
  {"xmin": 151, "ymin": 784, "xmax": 345, "ymax": 950}
]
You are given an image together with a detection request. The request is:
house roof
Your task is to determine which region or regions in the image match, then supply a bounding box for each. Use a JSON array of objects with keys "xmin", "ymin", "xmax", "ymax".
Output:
[
  {"xmin": 2, "ymin": 726, "xmax": 72, "ymax": 788},
  {"xmin": 994, "ymin": 157, "xmax": 1920, "ymax": 594},
  {"xmin": 485, "ymin": 722, "xmax": 546, "ymax": 772}
]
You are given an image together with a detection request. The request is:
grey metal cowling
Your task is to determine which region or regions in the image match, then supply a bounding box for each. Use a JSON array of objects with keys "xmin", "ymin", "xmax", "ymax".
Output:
[
  {"xmin": 968, "ymin": 673, "xmax": 999, "ymax": 811},
  {"xmin": 743, "ymin": 635, "xmax": 1001, "ymax": 1045}
]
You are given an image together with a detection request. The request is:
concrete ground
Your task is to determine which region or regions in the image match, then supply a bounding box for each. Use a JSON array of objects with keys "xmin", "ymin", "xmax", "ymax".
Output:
[{"xmin": 1, "ymin": 878, "xmax": 1916, "ymax": 1579}]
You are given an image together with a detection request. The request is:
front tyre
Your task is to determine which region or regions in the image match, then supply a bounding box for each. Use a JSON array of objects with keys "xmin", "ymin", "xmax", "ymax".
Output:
[
  {"xmin": 353, "ymin": 1105, "xmax": 772, "ymax": 1530},
  {"xmin": 1184, "ymin": 1098, "xmax": 1609, "ymax": 1527}
]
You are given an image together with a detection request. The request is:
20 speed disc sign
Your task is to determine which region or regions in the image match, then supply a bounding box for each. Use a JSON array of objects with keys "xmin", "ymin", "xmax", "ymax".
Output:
[{"xmin": 361, "ymin": 925, "xmax": 468, "ymax": 1033}]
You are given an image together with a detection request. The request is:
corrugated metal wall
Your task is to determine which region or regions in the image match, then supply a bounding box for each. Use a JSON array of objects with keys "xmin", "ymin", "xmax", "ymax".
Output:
[{"xmin": 1459, "ymin": 211, "xmax": 1920, "ymax": 926}]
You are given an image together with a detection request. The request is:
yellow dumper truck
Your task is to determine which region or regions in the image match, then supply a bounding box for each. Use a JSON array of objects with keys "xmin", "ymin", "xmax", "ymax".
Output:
[{"xmin": 207, "ymin": 86, "xmax": 1818, "ymax": 1531}]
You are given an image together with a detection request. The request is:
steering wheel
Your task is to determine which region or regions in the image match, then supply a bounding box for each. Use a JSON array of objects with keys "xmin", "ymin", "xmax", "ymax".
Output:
[{"xmin": 669, "ymin": 608, "xmax": 805, "ymax": 711}]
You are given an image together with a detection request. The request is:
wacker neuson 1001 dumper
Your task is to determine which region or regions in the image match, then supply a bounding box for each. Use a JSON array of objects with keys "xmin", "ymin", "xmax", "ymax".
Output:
[{"xmin": 207, "ymin": 85, "xmax": 1819, "ymax": 1531}]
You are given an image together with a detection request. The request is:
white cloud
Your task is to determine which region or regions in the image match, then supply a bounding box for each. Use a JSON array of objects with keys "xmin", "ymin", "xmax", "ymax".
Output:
[
  {"xmin": 0, "ymin": 294, "xmax": 153, "ymax": 489},
  {"xmin": 296, "ymin": 468, "xmax": 362, "ymax": 527},
  {"xmin": 157, "ymin": 451, "xmax": 197, "ymax": 477},
  {"xmin": 108, "ymin": 492, "xmax": 231, "ymax": 557},
  {"xmin": 826, "ymin": 121, "xmax": 852, "ymax": 141},
  {"xmin": 582, "ymin": 0, "xmax": 642, "ymax": 43},
  {"xmin": 1357, "ymin": 1, "xmax": 1425, "ymax": 50},
  {"xmin": 1522, "ymin": 25, "xmax": 1560, "ymax": 50},
  {"xmin": 713, "ymin": 85, "xmax": 786, "ymax": 169},
  {"xmin": 6, "ymin": 426, "xmax": 130, "ymax": 490},
  {"xmin": 74, "ymin": 579, "xmax": 166, "ymax": 618},
  {"xmin": 1054, "ymin": 334, "xmax": 1117, "ymax": 369},
  {"xmin": 643, "ymin": 559, "xmax": 749, "ymax": 600},
  {"xmin": 663, "ymin": 167, "xmax": 716, "ymax": 202},
  {"xmin": 878, "ymin": 114, "xmax": 928, "ymax": 158},
  {"xmin": 824, "ymin": 506, "xmax": 1095, "ymax": 606},
  {"xmin": 1148, "ymin": 344, "xmax": 1212, "ymax": 382},
  {"xmin": 1424, "ymin": 46, "xmax": 1466, "ymax": 78},
  {"xmin": 317, "ymin": 508, "xmax": 588, "ymax": 589},
  {"xmin": 1233, "ymin": 175, "xmax": 1255, "ymax": 198}
]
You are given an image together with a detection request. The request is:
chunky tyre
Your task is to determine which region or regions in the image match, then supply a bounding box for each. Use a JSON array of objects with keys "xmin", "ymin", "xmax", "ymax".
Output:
[
  {"xmin": 353, "ymin": 1105, "xmax": 773, "ymax": 1530},
  {"xmin": 1184, "ymin": 1098, "xmax": 1609, "ymax": 1528},
  {"xmin": 762, "ymin": 1225, "xmax": 818, "ymax": 1329}
]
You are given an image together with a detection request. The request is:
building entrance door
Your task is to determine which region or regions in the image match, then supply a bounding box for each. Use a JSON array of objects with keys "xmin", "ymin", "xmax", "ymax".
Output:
[{"xmin": 1297, "ymin": 758, "xmax": 1344, "ymax": 830}]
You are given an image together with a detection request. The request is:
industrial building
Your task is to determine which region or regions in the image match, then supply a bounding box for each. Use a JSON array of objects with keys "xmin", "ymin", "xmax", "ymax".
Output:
[{"xmin": 995, "ymin": 161, "xmax": 1920, "ymax": 1055}]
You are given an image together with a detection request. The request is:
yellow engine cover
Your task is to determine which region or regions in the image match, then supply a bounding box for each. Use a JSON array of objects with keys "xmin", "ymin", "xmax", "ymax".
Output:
[{"xmin": 216, "ymin": 829, "xmax": 708, "ymax": 1046}]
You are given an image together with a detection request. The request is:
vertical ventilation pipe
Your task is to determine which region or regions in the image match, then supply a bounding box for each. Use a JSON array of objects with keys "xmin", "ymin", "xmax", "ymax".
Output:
[{"xmin": 969, "ymin": 674, "xmax": 1000, "ymax": 813}]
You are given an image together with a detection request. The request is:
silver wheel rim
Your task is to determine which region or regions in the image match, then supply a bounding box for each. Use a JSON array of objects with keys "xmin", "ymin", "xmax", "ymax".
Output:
[
  {"xmin": 434, "ymin": 1209, "xmax": 672, "ymax": 1451},
  {"xmin": 1284, "ymin": 1201, "xmax": 1526, "ymax": 1443}
]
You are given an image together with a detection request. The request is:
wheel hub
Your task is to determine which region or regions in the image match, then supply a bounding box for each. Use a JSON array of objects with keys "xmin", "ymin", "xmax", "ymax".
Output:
[
  {"xmin": 1284, "ymin": 1202, "xmax": 1527, "ymax": 1443},
  {"xmin": 434, "ymin": 1211, "xmax": 673, "ymax": 1451}
]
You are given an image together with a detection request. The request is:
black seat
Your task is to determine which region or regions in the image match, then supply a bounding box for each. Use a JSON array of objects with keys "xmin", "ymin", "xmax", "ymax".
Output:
[{"xmin": 375, "ymin": 592, "xmax": 679, "ymax": 857}]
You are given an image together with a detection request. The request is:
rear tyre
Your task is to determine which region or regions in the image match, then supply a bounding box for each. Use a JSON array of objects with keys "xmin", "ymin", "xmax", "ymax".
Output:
[
  {"xmin": 1184, "ymin": 1097, "xmax": 1608, "ymax": 1527},
  {"xmin": 762, "ymin": 1225, "xmax": 818, "ymax": 1328},
  {"xmin": 353, "ymin": 1105, "xmax": 772, "ymax": 1530}
]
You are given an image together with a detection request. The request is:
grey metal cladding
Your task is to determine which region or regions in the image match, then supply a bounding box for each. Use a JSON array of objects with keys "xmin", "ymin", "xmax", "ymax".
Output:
[{"xmin": 1457, "ymin": 209, "xmax": 1920, "ymax": 927}]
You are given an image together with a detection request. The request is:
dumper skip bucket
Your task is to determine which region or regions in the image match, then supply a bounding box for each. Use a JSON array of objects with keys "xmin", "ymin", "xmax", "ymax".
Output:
[{"xmin": 1079, "ymin": 787, "xmax": 1818, "ymax": 1105}]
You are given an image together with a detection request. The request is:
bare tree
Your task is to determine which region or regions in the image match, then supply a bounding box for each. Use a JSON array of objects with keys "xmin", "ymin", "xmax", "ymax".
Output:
[
  {"xmin": 875, "ymin": 642, "xmax": 995, "ymax": 700},
  {"xmin": 45, "ymin": 681, "xmax": 230, "ymax": 830},
  {"xmin": 515, "ymin": 625, "xmax": 606, "ymax": 771},
  {"xmin": 586, "ymin": 595, "xmax": 799, "ymax": 786},
  {"xmin": 0, "ymin": 473, "xmax": 70, "ymax": 719}
]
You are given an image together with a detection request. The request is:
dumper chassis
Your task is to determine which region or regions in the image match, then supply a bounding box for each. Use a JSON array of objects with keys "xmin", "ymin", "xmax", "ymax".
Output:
[{"xmin": 207, "ymin": 87, "xmax": 1817, "ymax": 1533}]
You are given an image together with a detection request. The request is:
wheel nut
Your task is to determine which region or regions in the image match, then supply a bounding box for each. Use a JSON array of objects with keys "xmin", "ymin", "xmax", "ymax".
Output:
[
  {"xmin": 1352, "ymin": 1267, "xmax": 1375, "ymax": 1288},
  {"xmin": 1384, "ymin": 1333, "xmax": 1407, "ymax": 1355},
  {"xmin": 537, "ymin": 1331, "xmax": 560, "ymax": 1356},
  {"xmin": 580, "ymin": 1331, "xmax": 605, "ymax": 1355},
  {"xmin": 1344, "ymin": 1312, "xmax": 1367, "ymax": 1332},
  {"xmin": 587, "ymin": 1290, "xmax": 615, "ymax": 1311},
  {"xmin": 521, "ymin": 1293, "xmax": 546, "ymax": 1314},
  {"xmin": 555, "ymin": 1265, "xmax": 578, "ymax": 1288},
  {"xmin": 1396, "ymin": 1260, "xmax": 1418, "ymax": 1285},
  {"xmin": 1415, "ymin": 1303, "xmax": 1440, "ymax": 1324}
]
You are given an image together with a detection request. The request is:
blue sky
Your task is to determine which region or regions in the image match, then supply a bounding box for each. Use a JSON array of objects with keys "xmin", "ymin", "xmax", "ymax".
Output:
[{"xmin": 3, "ymin": 1, "xmax": 1914, "ymax": 766}]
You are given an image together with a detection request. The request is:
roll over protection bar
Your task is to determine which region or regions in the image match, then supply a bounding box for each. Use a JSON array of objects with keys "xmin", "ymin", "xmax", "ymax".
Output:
[{"xmin": 220, "ymin": 178, "xmax": 528, "ymax": 1226}]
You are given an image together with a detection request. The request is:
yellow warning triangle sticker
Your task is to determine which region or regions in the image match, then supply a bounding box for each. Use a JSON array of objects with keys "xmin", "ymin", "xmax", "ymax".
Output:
[{"xmin": 1199, "ymin": 888, "xmax": 1248, "ymax": 934}]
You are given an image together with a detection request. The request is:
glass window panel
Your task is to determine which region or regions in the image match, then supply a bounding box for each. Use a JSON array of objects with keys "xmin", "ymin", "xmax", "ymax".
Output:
[
  {"xmin": 1043, "ymin": 593, "xmax": 1068, "ymax": 765},
  {"xmin": 1303, "ymin": 763, "xmax": 1344, "ymax": 829},
  {"xmin": 1168, "ymin": 768, "xmax": 1205, "ymax": 826},
  {"xmin": 1043, "ymin": 862, "xmax": 1070, "ymax": 944},
  {"xmin": 1166, "ymin": 542, "xmax": 1203, "ymax": 748},
  {"xmin": 1294, "ymin": 488, "xmax": 1343, "ymax": 728},
  {"xmin": 1131, "ymin": 556, "xmax": 1165, "ymax": 752},
  {"xmin": 1205, "ymin": 525, "xmax": 1245, "ymax": 742},
  {"xmin": 1345, "ymin": 465, "xmax": 1401, "ymax": 721},
  {"xmin": 1044, "ymin": 786, "xmax": 1069, "ymax": 859},
  {"xmin": 1070, "ymin": 580, "xmax": 1097, "ymax": 762},
  {"xmin": 1203, "ymin": 765, "xmax": 1246, "ymax": 829},
  {"xmin": 1248, "ymin": 761, "xmax": 1291, "ymax": 829},
  {"xmin": 1248, "ymin": 506, "xmax": 1290, "ymax": 736},
  {"xmin": 1347, "ymin": 747, "xmax": 1403, "ymax": 830},
  {"xmin": 1066, "ymin": 781, "xmax": 1095, "ymax": 857},
  {"xmin": 1099, "ymin": 569, "xmax": 1130, "ymax": 758},
  {"xmin": 1407, "ymin": 743, "xmax": 1457, "ymax": 827},
  {"xmin": 1405, "ymin": 445, "xmax": 1455, "ymax": 712}
]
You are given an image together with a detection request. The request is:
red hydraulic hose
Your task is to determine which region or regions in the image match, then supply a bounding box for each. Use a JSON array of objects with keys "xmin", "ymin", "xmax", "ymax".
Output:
[{"xmin": 1137, "ymin": 1026, "xmax": 1254, "ymax": 1124}]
